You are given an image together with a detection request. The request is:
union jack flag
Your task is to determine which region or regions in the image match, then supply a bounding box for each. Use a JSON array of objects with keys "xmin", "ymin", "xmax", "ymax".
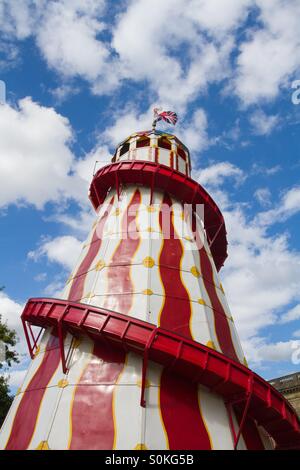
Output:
[{"xmin": 152, "ymin": 108, "xmax": 178, "ymax": 128}]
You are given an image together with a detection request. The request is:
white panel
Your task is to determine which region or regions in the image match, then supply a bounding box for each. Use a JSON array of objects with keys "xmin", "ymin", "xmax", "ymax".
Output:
[
  {"xmin": 158, "ymin": 148, "xmax": 170, "ymax": 167},
  {"xmin": 65, "ymin": 337, "xmax": 94, "ymax": 385},
  {"xmin": 27, "ymin": 385, "xmax": 63, "ymax": 449},
  {"xmin": 114, "ymin": 384, "xmax": 143, "ymax": 449},
  {"xmin": 198, "ymin": 386, "xmax": 235, "ymax": 450},
  {"xmin": 47, "ymin": 386, "xmax": 73, "ymax": 450},
  {"xmin": 144, "ymin": 386, "xmax": 169, "ymax": 450},
  {"xmin": 135, "ymin": 147, "xmax": 149, "ymax": 161},
  {"xmin": 178, "ymin": 155, "xmax": 186, "ymax": 174},
  {"xmin": 189, "ymin": 301, "xmax": 213, "ymax": 345},
  {"xmin": 148, "ymin": 294, "xmax": 164, "ymax": 327}
]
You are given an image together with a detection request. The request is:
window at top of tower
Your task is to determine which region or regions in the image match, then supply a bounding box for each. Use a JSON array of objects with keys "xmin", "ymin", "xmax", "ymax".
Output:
[
  {"xmin": 136, "ymin": 137, "xmax": 150, "ymax": 148},
  {"xmin": 158, "ymin": 137, "xmax": 172, "ymax": 150},
  {"xmin": 177, "ymin": 146, "xmax": 186, "ymax": 160},
  {"xmin": 119, "ymin": 142, "xmax": 130, "ymax": 157}
]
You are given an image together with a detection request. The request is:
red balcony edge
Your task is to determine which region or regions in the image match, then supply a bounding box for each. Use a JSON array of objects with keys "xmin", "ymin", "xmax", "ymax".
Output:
[
  {"xmin": 21, "ymin": 297, "xmax": 300, "ymax": 450},
  {"xmin": 89, "ymin": 161, "xmax": 227, "ymax": 271}
]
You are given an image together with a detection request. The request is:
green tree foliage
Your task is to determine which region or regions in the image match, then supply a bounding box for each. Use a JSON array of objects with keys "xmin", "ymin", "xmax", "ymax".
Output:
[
  {"xmin": 0, "ymin": 376, "xmax": 13, "ymax": 426},
  {"xmin": 0, "ymin": 308, "xmax": 19, "ymax": 426}
]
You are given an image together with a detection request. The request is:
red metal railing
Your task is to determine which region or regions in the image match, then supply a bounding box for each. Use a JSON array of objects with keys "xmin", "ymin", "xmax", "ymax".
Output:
[
  {"xmin": 89, "ymin": 161, "xmax": 228, "ymax": 271},
  {"xmin": 22, "ymin": 297, "xmax": 300, "ymax": 450}
]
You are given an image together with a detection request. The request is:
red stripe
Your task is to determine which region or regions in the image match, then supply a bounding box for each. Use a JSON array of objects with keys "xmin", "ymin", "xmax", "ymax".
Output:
[
  {"xmin": 69, "ymin": 342, "xmax": 125, "ymax": 450},
  {"xmin": 5, "ymin": 333, "xmax": 60, "ymax": 450},
  {"xmin": 159, "ymin": 193, "xmax": 211, "ymax": 449},
  {"xmin": 237, "ymin": 413, "xmax": 265, "ymax": 450},
  {"xmin": 69, "ymin": 189, "xmax": 141, "ymax": 449},
  {"xmin": 160, "ymin": 371, "xmax": 211, "ymax": 449},
  {"xmin": 103, "ymin": 189, "xmax": 141, "ymax": 313},
  {"xmin": 68, "ymin": 197, "xmax": 114, "ymax": 302},
  {"xmin": 158, "ymin": 193, "xmax": 191, "ymax": 338},
  {"xmin": 192, "ymin": 213, "xmax": 239, "ymax": 362}
]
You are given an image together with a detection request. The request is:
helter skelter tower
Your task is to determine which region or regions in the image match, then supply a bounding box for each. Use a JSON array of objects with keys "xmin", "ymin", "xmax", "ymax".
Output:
[{"xmin": 1, "ymin": 110, "xmax": 300, "ymax": 451}]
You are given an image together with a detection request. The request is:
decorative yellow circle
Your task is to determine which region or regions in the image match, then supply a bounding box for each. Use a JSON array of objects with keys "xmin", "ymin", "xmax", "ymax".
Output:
[
  {"xmin": 83, "ymin": 292, "xmax": 93, "ymax": 300},
  {"xmin": 198, "ymin": 298, "xmax": 206, "ymax": 306},
  {"xmin": 219, "ymin": 283, "xmax": 225, "ymax": 294},
  {"xmin": 136, "ymin": 378, "xmax": 151, "ymax": 388},
  {"xmin": 146, "ymin": 227, "xmax": 154, "ymax": 232},
  {"xmin": 95, "ymin": 259, "xmax": 105, "ymax": 271},
  {"xmin": 134, "ymin": 443, "xmax": 148, "ymax": 450},
  {"xmin": 34, "ymin": 345, "xmax": 40, "ymax": 358},
  {"xmin": 184, "ymin": 235, "xmax": 193, "ymax": 242},
  {"xmin": 57, "ymin": 379, "xmax": 69, "ymax": 388},
  {"xmin": 113, "ymin": 208, "xmax": 121, "ymax": 216},
  {"xmin": 147, "ymin": 206, "xmax": 156, "ymax": 212},
  {"xmin": 143, "ymin": 289, "xmax": 153, "ymax": 296},
  {"xmin": 73, "ymin": 338, "xmax": 81, "ymax": 348},
  {"xmin": 15, "ymin": 387, "xmax": 22, "ymax": 396},
  {"xmin": 243, "ymin": 357, "xmax": 248, "ymax": 367},
  {"xmin": 180, "ymin": 211, "xmax": 185, "ymax": 220},
  {"xmin": 206, "ymin": 340, "xmax": 216, "ymax": 350},
  {"xmin": 143, "ymin": 257, "xmax": 155, "ymax": 268},
  {"xmin": 191, "ymin": 266, "xmax": 200, "ymax": 278},
  {"xmin": 36, "ymin": 441, "xmax": 50, "ymax": 450}
]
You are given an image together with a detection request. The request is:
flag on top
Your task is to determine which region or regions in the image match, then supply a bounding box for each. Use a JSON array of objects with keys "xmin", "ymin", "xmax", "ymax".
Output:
[{"xmin": 152, "ymin": 107, "xmax": 178, "ymax": 129}]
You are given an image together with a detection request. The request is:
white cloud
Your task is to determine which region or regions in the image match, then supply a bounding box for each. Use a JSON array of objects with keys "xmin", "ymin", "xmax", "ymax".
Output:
[
  {"xmin": 2, "ymin": 0, "xmax": 300, "ymax": 110},
  {"xmin": 0, "ymin": 96, "xmax": 110, "ymax": 210},
  {"xmin": 254, "ymin": 187, "xmax": 272, "ymax": 207},
  {"xmin": 0, "ymin": 291, "xmax": 23, "ymax": 337},
  {"xmin": 28, "ymin": 235, "xmax": 82, "ymax": 270},
  {"xmin": 74, "ymin": 144, "xmax": 111, "ymax": 183},
  {"xmin": 279, "ymin": 304, "xmax": 300, "ymax": 324},
  {"xmin": 195, "ymin": 162, "xmax": 244, "ymax": 188},
  {"xmin": 251, "ymin": 163, "xmax": 282, "ymax": 177},
  {"xmin": 36, "ymin": 0, "xmax": 109, "ymax": 81},
  {"xmin": 256, "ymin": 186, "xmax": 300, "ymax": 226},
  {"xmin": 222, "ymin": 205, "xmax": 300, "ymax": 346},
  {"xmin": 0, "ymin": 97, "xmax": 86, "ymax": 209},
  {"xmin": 0, "ymin": 0, "xmax": 252, "ymax": 106},
  {"xmin": 250, "ymin": 110, "xmax": 280, "ymax": 135},
  {"xmin": 233, "ymin": 0, "xmax": 300, "ymax": 105},
  {"xmin": 112, "ymin": 0, "xmax": 249, "ymax": 108},
  {"xmin": 102, "ymin": 106, "xmax": 154, "ymax": 146},
  {"xmin": 177, "ymin": 109, "xmax": 209, "ymax": 154},
  {"xmin": 0, "ymin": 292, "xmax": 27, "ymax": 362},
  {"xmin": 34, "ymin": 272, "xmax": 47, "ymax": 282},
  {"xmin": 5, "ymin": 368, "xmax": 27, "ymax": 389},
  {"xmin": 0, "ymin": 0, "xmax": 37, "ymax": 40},
  {"xmin": 244, "ymin": 337, "xmax": 297, "ymax": 365}
]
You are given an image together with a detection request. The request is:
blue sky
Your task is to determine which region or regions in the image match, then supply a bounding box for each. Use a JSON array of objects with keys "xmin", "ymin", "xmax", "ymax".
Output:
[{"xmin": 1, "ymin": 0, "xmax": 300, "ymax": 392}]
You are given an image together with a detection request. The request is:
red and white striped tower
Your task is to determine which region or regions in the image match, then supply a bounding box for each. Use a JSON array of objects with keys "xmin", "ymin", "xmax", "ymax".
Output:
[{"xmin": 1, "ymin": 115, "xmax": 300, "ymax": 450}]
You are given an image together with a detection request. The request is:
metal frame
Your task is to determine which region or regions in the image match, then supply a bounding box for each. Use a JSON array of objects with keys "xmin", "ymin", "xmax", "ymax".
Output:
[{"xmin": 21, "ymin": 297, "xmax": 300, "ymax": 450}]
